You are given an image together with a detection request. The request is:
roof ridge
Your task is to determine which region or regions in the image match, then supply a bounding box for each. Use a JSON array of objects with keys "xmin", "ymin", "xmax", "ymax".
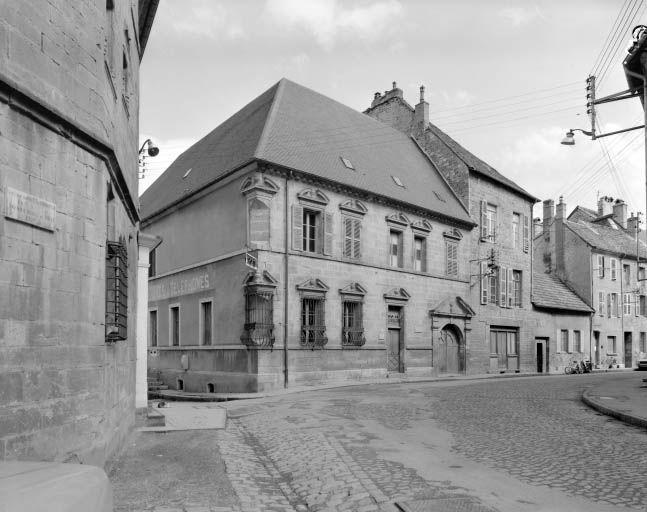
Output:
[{"xmin": 254, "ymin": 78, "xmax": 285, "ymax": 159}]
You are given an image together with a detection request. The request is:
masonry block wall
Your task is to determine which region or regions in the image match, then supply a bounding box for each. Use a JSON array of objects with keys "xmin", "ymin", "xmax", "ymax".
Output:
[{"xmin": 0, "ymin": 1, "xmax": 143, "ymax": 466}]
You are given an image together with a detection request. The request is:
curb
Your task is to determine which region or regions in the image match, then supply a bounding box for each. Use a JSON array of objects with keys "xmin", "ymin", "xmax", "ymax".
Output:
[{"xmin": 581, "ymin": 389, "xmax": 647, "ymax": 430}]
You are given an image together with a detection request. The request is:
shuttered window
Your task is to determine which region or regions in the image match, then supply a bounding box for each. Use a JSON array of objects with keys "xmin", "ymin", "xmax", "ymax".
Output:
[
  {"xmin": 292, "ymin": 206, "xmax": 333, "ymax": 256},
  {"xmin": 523, "ymin": 214, "xmax": 530, "ymax": 253},
  {"xmin": 597, "ymin": 255, "xmax": 605, "ymax": 278},
  {"xmin": 598, "ymin": 292, "xmax": 605, "ymax": 316},
  {"xmin": 513, "ymin": 270, "xmax": 522, "ymax": 307},
  {"xmin": 446, "ymin": 241, "xmax": 458, "ymax": 276},
  {"xmin": 414, "ymin": 236, "xmax": 426, "ymax": 272},
  {"xmin": 343, "ymin": 216, "xmax": 361, "ymax": 259}
]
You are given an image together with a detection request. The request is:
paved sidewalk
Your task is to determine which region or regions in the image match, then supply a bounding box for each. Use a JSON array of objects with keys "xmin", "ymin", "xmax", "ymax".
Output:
[
  {"xmin": 139, "ymin": 402, "xmax": 227, "ymax": 432},
  {"xmin": 581, "ymin": 371, "xmax": 647, "ymax": 429}
]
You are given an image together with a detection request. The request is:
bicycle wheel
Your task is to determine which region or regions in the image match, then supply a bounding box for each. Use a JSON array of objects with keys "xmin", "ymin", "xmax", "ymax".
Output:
[{"xmin": 564, "ymin": 366, "xmax": 572, "ymax": 374}]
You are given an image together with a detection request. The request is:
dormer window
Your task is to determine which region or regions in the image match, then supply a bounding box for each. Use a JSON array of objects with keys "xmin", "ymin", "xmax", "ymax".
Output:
[
  {"xmin": 340, "ymin": 157, "xmax": 354, "ymax": 170},
  {"xmin": 391, "ymin": 175, "xmax": 404, "ymax": 188}
]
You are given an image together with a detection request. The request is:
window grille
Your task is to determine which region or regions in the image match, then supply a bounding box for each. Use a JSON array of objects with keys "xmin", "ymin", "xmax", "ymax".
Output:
[
  {"xmin": 242, "ymin": 290, "xmax": 275, "ymax": 348},
  {"xmin": 106, "ymin": 240, "xmax": 128, "ymax": 341},
  {"xmin": 301, "ymin": 297, "xmax": 327, "ymax": 349},
  {"xmin": 342, "ymin": 301, "xmax": 365, "ymax": 347}
]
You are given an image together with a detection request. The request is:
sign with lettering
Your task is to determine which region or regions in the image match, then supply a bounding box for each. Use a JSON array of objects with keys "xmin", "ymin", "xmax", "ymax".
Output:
[
  {"xmin": 149, "ymin": 270, "xmax": 212, "ymax": 301},
  {"xmin": 4, "ymin": 187, "xmax": 56, "ymax": 231}
]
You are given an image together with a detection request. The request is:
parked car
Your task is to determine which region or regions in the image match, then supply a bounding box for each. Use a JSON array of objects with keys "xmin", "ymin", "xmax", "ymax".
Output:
[{"xmin": 637, "ymin": 357, "xmax": 647, "ymax": 371}]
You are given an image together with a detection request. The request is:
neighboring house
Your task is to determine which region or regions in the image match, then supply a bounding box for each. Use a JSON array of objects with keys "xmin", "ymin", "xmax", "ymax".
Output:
[
  {"xmin": 141, "ymin": 78, "xmax": 482, "ymax": 393},
  {"xmin": 535, "ymin": 196, "xmax": 647, "ymax": 369},
  {"xmin": 530, "ymin": 273, "xmax": 594, "ymax": 373},
  {"xmin": 364, "ymin": 83, "xmax": 539, "ymax": 374},
  {"xmin": 0, "ymin": 1, "xmax": 158, "ymax": 466}
]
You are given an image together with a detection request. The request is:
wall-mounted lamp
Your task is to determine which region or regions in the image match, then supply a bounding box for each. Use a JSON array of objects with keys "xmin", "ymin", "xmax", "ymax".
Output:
[{"xmin": 139, "ymin": 138, "xmax": 159, "ymax": 157}]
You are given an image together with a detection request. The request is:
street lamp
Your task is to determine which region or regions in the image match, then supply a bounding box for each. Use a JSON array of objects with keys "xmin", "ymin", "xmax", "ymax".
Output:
[
  {"xmin": 560, "ymin": 128, "xmax": 594, "ymax": 145},
  {"xmin": 139, "ymin": 139, "xmax": 159, "ymax": 157},
  {"xmin": 138, "ymin": 139, "xmax": 159, "ymax": 180}
]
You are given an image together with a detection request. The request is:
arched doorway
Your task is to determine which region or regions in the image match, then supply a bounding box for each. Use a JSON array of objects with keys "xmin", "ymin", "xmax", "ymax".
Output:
[{"xmin": 437, "ymin": 324, "xmax": 464, "ymax": 374}]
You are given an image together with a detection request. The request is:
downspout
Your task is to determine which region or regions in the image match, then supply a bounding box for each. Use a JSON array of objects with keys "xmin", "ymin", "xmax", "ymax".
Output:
[
  {"xmin": 283, "ymin": 173, "xmax": 290, "ymax": 388},
  {"xmin": 589, "ymin": 253, "xmax": 594, "ymax": 366}
]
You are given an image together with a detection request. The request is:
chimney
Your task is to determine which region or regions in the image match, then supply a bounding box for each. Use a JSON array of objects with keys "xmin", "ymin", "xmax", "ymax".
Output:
[
  {"xmin": 598, "ymin": 195, "xmax": 614, "ymax": 216},
  {"xmin": 533, "ymin": 217, "xmax": 543, "ymax": 237},
  {"xmin": 542, "ymin": 199, "xmax": 554, "ymax": 239},
  {"xmin": 555, "ymin": 196, "xmax": 566, "ymax": 277},
  {"xmin": 613, "ymin": 199, "xmax": 627, "ymax": 228},
  {"xmin": 371, "ymin": 91, "xmax": 382, "ymax": 108},
  {"xmin": 628, "ymin": 213, "xmax": 641, "ymax": 233},
  {"xmin": 413, "ymin": 85, "xmax": 429, "ymax": 134}
]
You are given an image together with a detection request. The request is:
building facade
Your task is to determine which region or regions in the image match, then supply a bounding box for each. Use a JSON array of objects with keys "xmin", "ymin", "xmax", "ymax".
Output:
[
  {"xmin": 143, "ymin": 79, "xmax": 484, "ymax": 393},
  {"xmin": 364, "ymin": 84, "xmax": 540, "ymax": 373},
  {"xmin": 535, "ymin": 196, "xmax": 647, "ymax": 369},
  {"xmin": 0, "ymin": 1, "xmax": 157, "ymax": 466}
]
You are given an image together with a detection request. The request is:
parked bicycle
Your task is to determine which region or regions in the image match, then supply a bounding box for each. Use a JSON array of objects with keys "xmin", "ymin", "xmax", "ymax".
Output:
[{"xmin": 564, "ymin": 361, "xmax": 583, "ymax": 374}]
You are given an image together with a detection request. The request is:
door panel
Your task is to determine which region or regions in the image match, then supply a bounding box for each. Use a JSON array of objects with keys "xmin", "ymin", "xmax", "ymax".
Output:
[{"xmin": 387, "ymin": 329, "xmax": 401, "ymax": 372}]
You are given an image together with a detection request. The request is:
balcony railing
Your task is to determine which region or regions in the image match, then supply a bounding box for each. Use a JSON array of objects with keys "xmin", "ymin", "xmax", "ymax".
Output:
[
  {"xmin": 301, "ymin": 325, "xmax": 328, "ymax": 349},
  {"xmin": 342, "ymin": 327, "xmax": 366, "ymax": 347}
]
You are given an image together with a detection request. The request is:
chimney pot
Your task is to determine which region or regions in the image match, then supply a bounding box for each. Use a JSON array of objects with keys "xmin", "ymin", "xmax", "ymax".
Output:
[
  {"xmin": 420, "ymin": 85, "xmax": 425, "ymax": 102},
  {"xmin": 392, "ymin": 81, "xmax": 397, "ymax": 89},
  {"xmin": 613, "ymin": 199, "xmax": 627, "ymax": 228}
]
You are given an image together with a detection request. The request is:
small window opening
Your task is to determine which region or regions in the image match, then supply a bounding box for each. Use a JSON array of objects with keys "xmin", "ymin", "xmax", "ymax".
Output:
[
  {"xmin": 391, "ymin": 175, "xmax": 404, "ymax": 187},
  {"xmin": 340, "ymin": 157, "xmax": 355, "ymax": 170},
  {"xmin": 183, "ymin": 168, "xmax": 192, "ymax": 179},
  {"xmin": 207, "ymin": 383, "xmax": 215, "ymax": 393},
  {"xmin": 177, "ymin": 378, "xmax": 184, "ymax": 391}
]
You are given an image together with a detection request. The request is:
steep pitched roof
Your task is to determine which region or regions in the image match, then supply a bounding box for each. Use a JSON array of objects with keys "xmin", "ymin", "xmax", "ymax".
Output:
[
  {"xmin": 565, "ymin": 218, "xmax": 647, "ymax": 259},
  {"xmin": 531, "ymin": 273, "xmax": 593, "ymax": 313},
  {"xmin": 424, "ymin": 123, "xmax": 538, "ymax": 202},
  {"xmin": 141, "ymin": 79, "xmax": 473, "ymax": 224}
]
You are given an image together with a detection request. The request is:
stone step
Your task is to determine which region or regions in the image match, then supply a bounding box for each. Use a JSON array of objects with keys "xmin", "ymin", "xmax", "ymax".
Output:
[{"xmin": 146, "ymin": 408, "xmax": 165, "ymax": 427}]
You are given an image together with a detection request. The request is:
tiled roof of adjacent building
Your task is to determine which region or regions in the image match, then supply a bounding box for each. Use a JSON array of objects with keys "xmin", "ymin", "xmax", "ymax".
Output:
[
  {"xmin": 424, "ymin": 123, "xmax": 538, "ymax": 201},
  {"xmin": 531, "ymin": 273, "xmax": 593, "ymax": 313},
  {"xmin": 140, "ymin": 79, "xmax": 474, "ymax": 225}
]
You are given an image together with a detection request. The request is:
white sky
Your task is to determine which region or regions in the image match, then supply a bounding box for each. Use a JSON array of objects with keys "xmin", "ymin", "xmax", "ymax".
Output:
[{"xmin": 139, "ymin": 0, "xmax": 647, "ymax": 220}]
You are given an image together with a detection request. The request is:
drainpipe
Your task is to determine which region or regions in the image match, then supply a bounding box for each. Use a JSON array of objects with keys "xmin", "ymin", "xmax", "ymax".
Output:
[{"xmin": 284, "ymin": 173, "xmax": 290, "ymax": 388}]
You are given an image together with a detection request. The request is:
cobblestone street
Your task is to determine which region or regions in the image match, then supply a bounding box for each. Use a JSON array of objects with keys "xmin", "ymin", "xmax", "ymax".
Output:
[{"xmin": 111, "ymin": 373, "xmax": 647, "ymax": 512}]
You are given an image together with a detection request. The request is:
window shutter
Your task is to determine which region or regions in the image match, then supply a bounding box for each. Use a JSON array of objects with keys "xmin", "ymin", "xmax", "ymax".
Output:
[
  {"xmin": 523, "ymin": 214, "xmax": 530, "ymax": 253},
  {"xmin": 343, "ymin": 217, "xmax": 352, "ymax": 257},
  {"xmin": 480, "ymin": 262, "xmax": 488, "ymax": 304},
  {"xmin": 599, "ymin": 255, "xmax": 605, "ymax": 278},
  {"xmin": 607, "ymin": 293, "xmax": 611, "ymax": 317},
  {"xmin": 421, "ymin": 237, "xmax": 427, "ymax": 272},
  {"xmin": 568, "ymin": 330, "xmax": 573, "ymax": 353},
  {"xmin": 352, "ymin": 219, "xmax": 361, "ymax": 259},
  {"xmin": 499, "ymin": 266, "xmax": 507, "ymax": 308},
  {"xmin": 507, "ymin": 268, "xmax": 514, "ymax": 308},
  {"xmin": 291, "ymin": 205, "xmax": 303, "ymax": 251},
  {"xmin": 323, "ymin": 212, "xmax": 333, "ymax": 255},
  {"xmin": 480, "ymin": 200, "xmax": 487, "ymax": 239},
  {"xmin": 599, "ymin": 292, "xmax": 605, "ymax": 315},
  {"xmin": 636, "ymin": 294, "xmax": 640, "ymax": 317},
  {"xmin": 611, "ymin": 259, "xmax": 617, "ymax": 280}
]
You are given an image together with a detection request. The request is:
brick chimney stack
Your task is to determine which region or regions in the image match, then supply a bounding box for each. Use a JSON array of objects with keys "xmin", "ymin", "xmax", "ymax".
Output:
[
  {"xmin": 555, "ymin": 196, "xmax": 566, "ymax": 276},
  {"xmin": 413, "ymin": 85, "xmax": 429, "ymax": 135},
  {"xmin": 613, "ymin": 199, "xmax": 627, "ymax": 228},
  {"xmin": 598, "ymin": 196, "xmax": 614, "ymax": 216}
]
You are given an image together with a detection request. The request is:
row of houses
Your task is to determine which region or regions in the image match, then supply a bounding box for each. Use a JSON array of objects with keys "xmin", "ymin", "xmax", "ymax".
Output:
[{"xmin": 140, "ymin": 79, "xmax": 647, "ymax": 394}]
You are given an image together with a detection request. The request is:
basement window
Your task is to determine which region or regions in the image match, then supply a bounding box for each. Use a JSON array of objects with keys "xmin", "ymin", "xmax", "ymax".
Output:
[{"xmin": 391, "ymin": 175, "xmax": 404, "ymax": 187}]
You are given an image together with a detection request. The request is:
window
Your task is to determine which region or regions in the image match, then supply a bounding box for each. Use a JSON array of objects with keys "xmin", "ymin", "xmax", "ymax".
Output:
[
  {"xmin": 641, "ymin": 295, "xmax": 646, "ymax": 316},
  {"xmin": 624, "ymin": 264, "xmax": 631, "ymax": 285},
  {"xmin": 342, "ymin": 301, "xmax": 365, "ymax": 347},
  {"xmin": 623, "ymin": 293, "xmax": 632, "ymax": 316},
  {"xmin": 148, "ymin": 248, "xmax": 156, "ymax": 277},
  {"xmin": 301, "ymin": 298, "xmax": 327, "ymax": 348},
  {"xmin": 560, "ymin": 330, "xmax": 569, "ymax": 353},
  {"xmin": 598, "ymin": 292, "xmax": 605, "ymax": 316},
  {"xmin": 513, "ymin": 270, "xmax": 522, "ymax": 307},
  {"xmin": 390, "ymin": 230, "xmax": 403, "ymax": 268},
  {"xmin": 343, "ymin": 216, "xmax": 361, "ymax": 259},
  {"xmin": 480, "ymin": 202, "xmax": 497, "ymax": 241},
  {"xmin": 170, "ymin": 305, "xmax": 180, "ymax": 346},
  {"xmin": 640, "ymin": 332, "xmax": 646, "ymax": 353},
  {"xmin": 303, "ymin": 210, "xmax": 319, "ymax": 252},
  {"xmin": 512, "ymin": 213, "xmax": 520, "ymax": 249},
  {"xmin": 106, "ymin": 240, "xmax": 128, "ymax": 342},
  {"xmin": 248, "ymin": 198, "xmax": 270, "ymax": 245},
  {"xmin": 391, "ymin": 175, "xmax": 404, "ymax": 187},
  {"xmin": 574, "ymin": 330, "xmax": 581, "ymax": 353},
  {"xmin": 242, "ymin": 273, "xmax": 276, "ymax": 348},
  {"xmin": 597, "ymin": 255, "xmax": 605, "ymax": 278},
  {"xmin": 607, "ymin": 335, "xmax": 617, "ymax": 354},
  {"xmin": 149, "ymin": 310, "xmax": 158, "ymax": 347},
  {"xmin": 611, "ymin": 293, "xmax": 619, "ymax": 317},
  {"xmin": 489, "ymin": 268, "xmax": 498, "ymax": 304},
  {"xmin": 640, "ymin": 266, "xmax": 646, "ymax": 280},
  {"xmin": 489, "ymin": 328, "xmax": 519, "ymax": 368},
  {"xmin": 446, "ymin": 241, "xmax": 458, "ymax": 276},
  {"xmin": 610, "ymin": 258, "xmax": 618, "ymax": 280},
  {"xmin": 200, "ymin": 300, "xmax": 212, "ymax": 346},
  {"xmin": 414, "ymin": 236, "xmax": 426, "ymax": 272},
  {"xmin": 122, "ymin": 51, "xmax": 130, "ymax": 115}
]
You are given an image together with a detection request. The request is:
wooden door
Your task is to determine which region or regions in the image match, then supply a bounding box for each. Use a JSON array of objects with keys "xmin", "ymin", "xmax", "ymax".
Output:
[
  {"xmin": 387, "ymin": 329, "xmax": 401, "ymax": 372},
  {"xmin": 624, "ymin": 332, "xmax": 632, "ymax": 367},
  {"xmin": 438, "ymin": 328, "xmax": 460, "ymax": 374}
]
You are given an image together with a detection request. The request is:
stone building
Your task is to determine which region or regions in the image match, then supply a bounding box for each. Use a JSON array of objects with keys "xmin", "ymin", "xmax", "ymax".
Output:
[
  {"xmin": 142, "ymin": 78, "xmax": 484, "ymax": 393},
  {"xmin": 535, "ymin": 196, "xmax": 647, "ymax": 369},
  {"xmin": 364, "ymin": 84, "xmax": 540, "ymax": 373},
  {"xmin": 0, "ymin": 1, "xmax": 158, "ymax": 466}
]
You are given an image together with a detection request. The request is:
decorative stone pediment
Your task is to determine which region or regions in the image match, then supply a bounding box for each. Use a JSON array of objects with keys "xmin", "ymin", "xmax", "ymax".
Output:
[
  {"xmin": 443, "ymin": 228, "xmax": 463, "ymax": 240},
  {"xmin": 240, "ymin": 174, "xmax": 279, "ymax": 197},
  {"xmin": 385, "ymin": 212, "xmax": 410, "ymax": 227},
  {"xmin": 297, "ymin": 188, "xmax": 329, "ymax": 206},
  {"xmin": 243, "ymin": 270, "xmax": 278, "ymax": 291},
  {"xmin": 411, "ymin": 219, "xmax": 433, "ymax": 234},
  {"xmin": 383, "ymin": 287, "xmax": 410, "ymax": 302},
  {"xmin": 339, "ymin": 282, "xmax": 367, "ymax": 298},
  {"xmin": 296, "ymin": 278, "xmax": 329, "ymax": 295},
  {"xmin": 429, "ymin": 296, "xmax": 474, "ymax": 318},
  {"xmin": 339, "ymin": 199, "xmax": 367, "ymax": 216}
]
